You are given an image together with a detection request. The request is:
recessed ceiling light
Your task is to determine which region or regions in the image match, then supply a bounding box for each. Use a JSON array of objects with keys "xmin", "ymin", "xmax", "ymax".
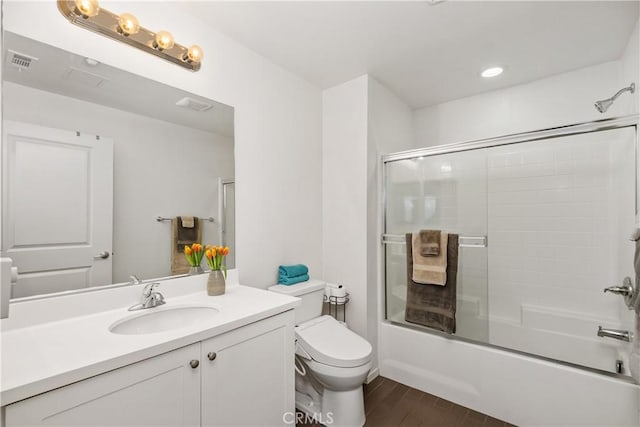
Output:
[{"xmin": 481, "ymin": 67, "xmax": 503, "ymax": 78}]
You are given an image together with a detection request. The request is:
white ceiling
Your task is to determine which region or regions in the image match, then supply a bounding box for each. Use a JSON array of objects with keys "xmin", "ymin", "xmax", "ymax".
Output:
[
  {"xmin": 3, "ymin": 32, "xmax": 234, "ymax": 137},
  {"xmin": 185, "ymin": 1, "xmax": 639, "ymax": 109}
]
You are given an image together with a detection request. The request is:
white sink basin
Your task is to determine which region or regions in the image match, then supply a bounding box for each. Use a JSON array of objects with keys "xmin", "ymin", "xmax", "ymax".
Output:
[{"xmin": 109, "ymin": 306, "xmax": 219, "ymax": 335}]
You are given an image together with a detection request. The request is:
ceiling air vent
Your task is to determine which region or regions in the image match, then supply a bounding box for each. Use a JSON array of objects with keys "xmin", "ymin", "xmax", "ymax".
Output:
[
  {"xmin": 176, "ymin": 97, "xmax": 213, "ymax": 112},
  {"xmin": 64, "ymin": 67, "xmax": 109, "ymax": 88},
  {"xmin": 7, "ymin": 50, "xmax": 38, "ymax": 70}
]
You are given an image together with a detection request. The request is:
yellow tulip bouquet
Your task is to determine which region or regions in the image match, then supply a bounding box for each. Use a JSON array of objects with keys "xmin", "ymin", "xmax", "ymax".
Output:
[
  {"xmin": 205, "ymin": 245, "xmax": 229, "ymax": 278},
  {"xmin": 183, "ymin": 243, "xmax": 205, "ymax": 267}
]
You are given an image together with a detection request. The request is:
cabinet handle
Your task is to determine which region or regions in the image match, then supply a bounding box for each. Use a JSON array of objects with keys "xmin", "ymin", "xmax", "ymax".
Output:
[
  {"xmin": 190, "ymin": 359, "xmax": 200, "ymax": 369},
  {"xmin": 207, "ymin": 352, "xmax": 217, "ymax": 361}
]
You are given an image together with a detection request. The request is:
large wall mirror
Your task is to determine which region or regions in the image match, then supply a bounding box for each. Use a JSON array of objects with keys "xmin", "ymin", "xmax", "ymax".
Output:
[{"xmin": 1, "ymin": 31, "xmax": 235, "ymax": 300}]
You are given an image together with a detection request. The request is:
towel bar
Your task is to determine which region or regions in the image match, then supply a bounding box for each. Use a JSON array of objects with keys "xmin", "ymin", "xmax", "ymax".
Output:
[
  {"xmin": 381, "ymin": 233, "xmax": 487, "ymax": 248},
  {"xmin": 156, "ymin": 216, "xmax": 215, "ymax": 223}
]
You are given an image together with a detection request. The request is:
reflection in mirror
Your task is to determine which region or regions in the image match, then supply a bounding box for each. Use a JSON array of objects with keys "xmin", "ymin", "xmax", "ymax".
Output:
[{"xmin": 1, "ymin": 32, "xmax": 235, "ymax": 300}]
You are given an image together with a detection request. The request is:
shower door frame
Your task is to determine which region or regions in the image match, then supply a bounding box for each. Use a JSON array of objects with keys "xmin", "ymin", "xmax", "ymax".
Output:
[
  {"xmin": 218, "ymin": 178, "xmax": 235, "ymax": 269},
  {"xmin": 380, "ymin": 114, "xmax": 639, "ymax": 378}
]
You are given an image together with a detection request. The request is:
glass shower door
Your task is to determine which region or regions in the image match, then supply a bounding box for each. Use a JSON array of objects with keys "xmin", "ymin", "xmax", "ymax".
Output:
[
  {"xmin": 219, "ymin": 180, "xmax": 235, "ymax": 269},
  {"xmin": 383, "ymin": 124, "xmax": 637, "ymax": 375},
  {"xmin": 384, "ymin": 149, "xmax": 489, "ymax": 342}
]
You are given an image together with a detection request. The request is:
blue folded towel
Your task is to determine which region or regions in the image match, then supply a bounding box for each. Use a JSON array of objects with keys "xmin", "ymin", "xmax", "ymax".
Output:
[
  {"xmin": 278, "ymin": 264, "xmax": 309, "ymax": 278},
  {"xmin": 278, "ymin": 274, "xmax": 310, "ymax": 286}
]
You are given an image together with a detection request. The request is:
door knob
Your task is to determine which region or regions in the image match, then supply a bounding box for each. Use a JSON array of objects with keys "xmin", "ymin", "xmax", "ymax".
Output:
[
  {"xmin": 207, "ymin": 352, "xmax": 217, "ymax": 361},
  {"xmin": 190, "ymin": 359, "xmax": 199, "ymax": 369},
  {"xmin": 93, "ymin": 251, "xmax": 110, "ymax": 260}
]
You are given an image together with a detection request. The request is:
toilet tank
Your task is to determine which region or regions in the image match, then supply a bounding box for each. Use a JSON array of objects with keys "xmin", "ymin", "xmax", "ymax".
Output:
[{"xmin": 268, "ymin": 280, "xmax": 326, "ymax": 325}]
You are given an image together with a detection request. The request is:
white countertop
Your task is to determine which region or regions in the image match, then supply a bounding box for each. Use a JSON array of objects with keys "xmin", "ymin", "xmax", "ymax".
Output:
[{"xmin": 1, "ymin": 278, "xmax": 299, "ymax": 406}]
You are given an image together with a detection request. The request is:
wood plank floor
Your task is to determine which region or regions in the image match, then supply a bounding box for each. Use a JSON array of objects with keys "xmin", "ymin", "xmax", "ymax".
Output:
[{"xmin": 297, "ymin": 376, "xmax": 516, "ymax": 427}]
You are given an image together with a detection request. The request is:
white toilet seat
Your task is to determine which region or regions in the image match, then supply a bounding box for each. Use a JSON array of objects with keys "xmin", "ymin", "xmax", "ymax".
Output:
[{"xmin": 296, "ymin": 315, "xmax": 372, "ymax": 368}]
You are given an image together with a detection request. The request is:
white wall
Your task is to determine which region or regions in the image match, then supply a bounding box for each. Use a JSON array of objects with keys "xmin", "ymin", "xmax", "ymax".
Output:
[
  {"xmin": 322, "ymin": 75, "xmax": 413, "ymax": 374},
  {"xmin": 322, "ymin": 76, "xmax": 368, "ymax": 339},
  {"xmin": 3, "ymin": 82, "xmax": 234, "ymax": 284},
  {"xmin": 413, "ymin": 60, "xmax": 632, "ymax": 148},
  {"xmin": 1, "ymin": 0, "xmax": 323, "ymax": 288},
  {"xmin": 367, "ymin": 79, "xmax": 414, "ymax": 154},
  {"xmin": 367, "ymin": 78, "xmax": 414, "ymax": 371}
]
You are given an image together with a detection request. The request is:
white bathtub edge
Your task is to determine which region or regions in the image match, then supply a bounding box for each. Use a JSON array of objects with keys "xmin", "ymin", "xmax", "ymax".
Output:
[{"xmin": 379, "ymin": 321, "xmax": 640, "ymax": 426}]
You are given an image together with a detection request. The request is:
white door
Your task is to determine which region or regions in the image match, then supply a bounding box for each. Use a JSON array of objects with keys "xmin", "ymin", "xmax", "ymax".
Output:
[{"xmin": 1, "ymin": 120, "xmax": 113, "ymax": 298}]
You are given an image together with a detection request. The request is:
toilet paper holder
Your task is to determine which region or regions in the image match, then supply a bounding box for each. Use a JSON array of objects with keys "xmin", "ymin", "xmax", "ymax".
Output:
[{"xmin": 323, "ymin": 292, "xmax": 349, "ymax": 323}]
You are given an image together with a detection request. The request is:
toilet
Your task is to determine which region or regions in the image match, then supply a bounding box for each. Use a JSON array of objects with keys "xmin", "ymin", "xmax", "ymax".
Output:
[{"xmin": 269, "ymin": 280, "xmax": 373, "ymax": 427}]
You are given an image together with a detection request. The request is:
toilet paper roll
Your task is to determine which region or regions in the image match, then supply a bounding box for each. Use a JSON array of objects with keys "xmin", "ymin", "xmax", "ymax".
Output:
[{"xmin": 331, "ymin": 287, "xmax": 347, "ymax": 299}]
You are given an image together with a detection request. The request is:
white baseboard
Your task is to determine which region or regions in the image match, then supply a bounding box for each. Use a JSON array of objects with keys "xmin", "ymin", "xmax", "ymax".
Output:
[{"xmin": 366, "ymin": 367, "xmax": 379, "ymax": 384}]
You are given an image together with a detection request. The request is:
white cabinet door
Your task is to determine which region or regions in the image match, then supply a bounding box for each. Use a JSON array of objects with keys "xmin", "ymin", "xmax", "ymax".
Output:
[
  {"xmin": 1, "ymin": 120, "xmax": 114, "ymax": 298},
  {"xmin": 5, "ymin": 344, "xmax": 201, "ymax": 427},
  {"xmin": 201, "ymin": 311, "xmax": 295, "ymax": 427}
]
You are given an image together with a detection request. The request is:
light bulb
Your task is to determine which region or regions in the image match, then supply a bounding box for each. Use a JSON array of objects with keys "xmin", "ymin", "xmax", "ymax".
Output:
[
  {"xmin": 185, "ymin": 45, "xmax": 203, "ymax": 63},
  {"xmin": 154, "ymin": 31, "xmax": 174, "ymax": 50},
  {"xmin": 118, "ymin": 13, "xmax": 140, "ymax": 36},
  {"xmin": 74, "ymin": 0, "xmax": 99, "ymax": 17}
]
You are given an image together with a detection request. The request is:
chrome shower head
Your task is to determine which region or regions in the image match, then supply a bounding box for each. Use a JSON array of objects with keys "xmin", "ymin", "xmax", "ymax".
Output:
[
  {"xmin": 594, "ymin": 98, "xmax": 614, "ymax": 113},
  {"xmin": 594, "ymin": 83, "xmax": 635, "ymax": 113}
]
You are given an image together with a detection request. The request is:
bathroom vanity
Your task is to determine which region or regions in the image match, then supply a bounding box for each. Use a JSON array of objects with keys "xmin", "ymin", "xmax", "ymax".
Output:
[{"xmin": 0, "ymin": 273, "xmax": 299, "ymax": 426}]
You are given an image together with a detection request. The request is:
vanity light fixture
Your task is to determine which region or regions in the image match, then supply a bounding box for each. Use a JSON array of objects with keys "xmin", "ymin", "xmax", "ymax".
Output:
[
  {"xmin": 481, "ymin": 66, "xmax": 503, "ymax": 78},
  {"xmin": 58, "ymin": 0, "xmax": 203, "ymax": 71}
]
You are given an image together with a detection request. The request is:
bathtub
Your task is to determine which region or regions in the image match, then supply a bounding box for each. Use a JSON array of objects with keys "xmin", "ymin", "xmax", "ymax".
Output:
[{"xmin": 378, "ymin": 321, "xmax": 640, "ymax": 426}]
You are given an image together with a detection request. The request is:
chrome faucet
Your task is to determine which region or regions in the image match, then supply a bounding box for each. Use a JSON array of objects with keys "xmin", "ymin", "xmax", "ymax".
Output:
[
  {"xmin": 597, "ymin": 326, "xmax": 633, "ymax": 342},
  {"xmin": 128, "ymin": 282, "xmax": 165, "ymax": 311}
]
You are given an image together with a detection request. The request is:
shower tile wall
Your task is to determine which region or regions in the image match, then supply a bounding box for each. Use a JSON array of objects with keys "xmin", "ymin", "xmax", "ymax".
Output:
[{"xmin": 487, "ymin": 128, "xmax": 636, "ymax": 372}]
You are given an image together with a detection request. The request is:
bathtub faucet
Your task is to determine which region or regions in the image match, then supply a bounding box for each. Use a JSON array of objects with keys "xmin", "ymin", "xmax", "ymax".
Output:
[{"xmin": 597, "ymin": 326, "xmax": 632, "ymax": 342}]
